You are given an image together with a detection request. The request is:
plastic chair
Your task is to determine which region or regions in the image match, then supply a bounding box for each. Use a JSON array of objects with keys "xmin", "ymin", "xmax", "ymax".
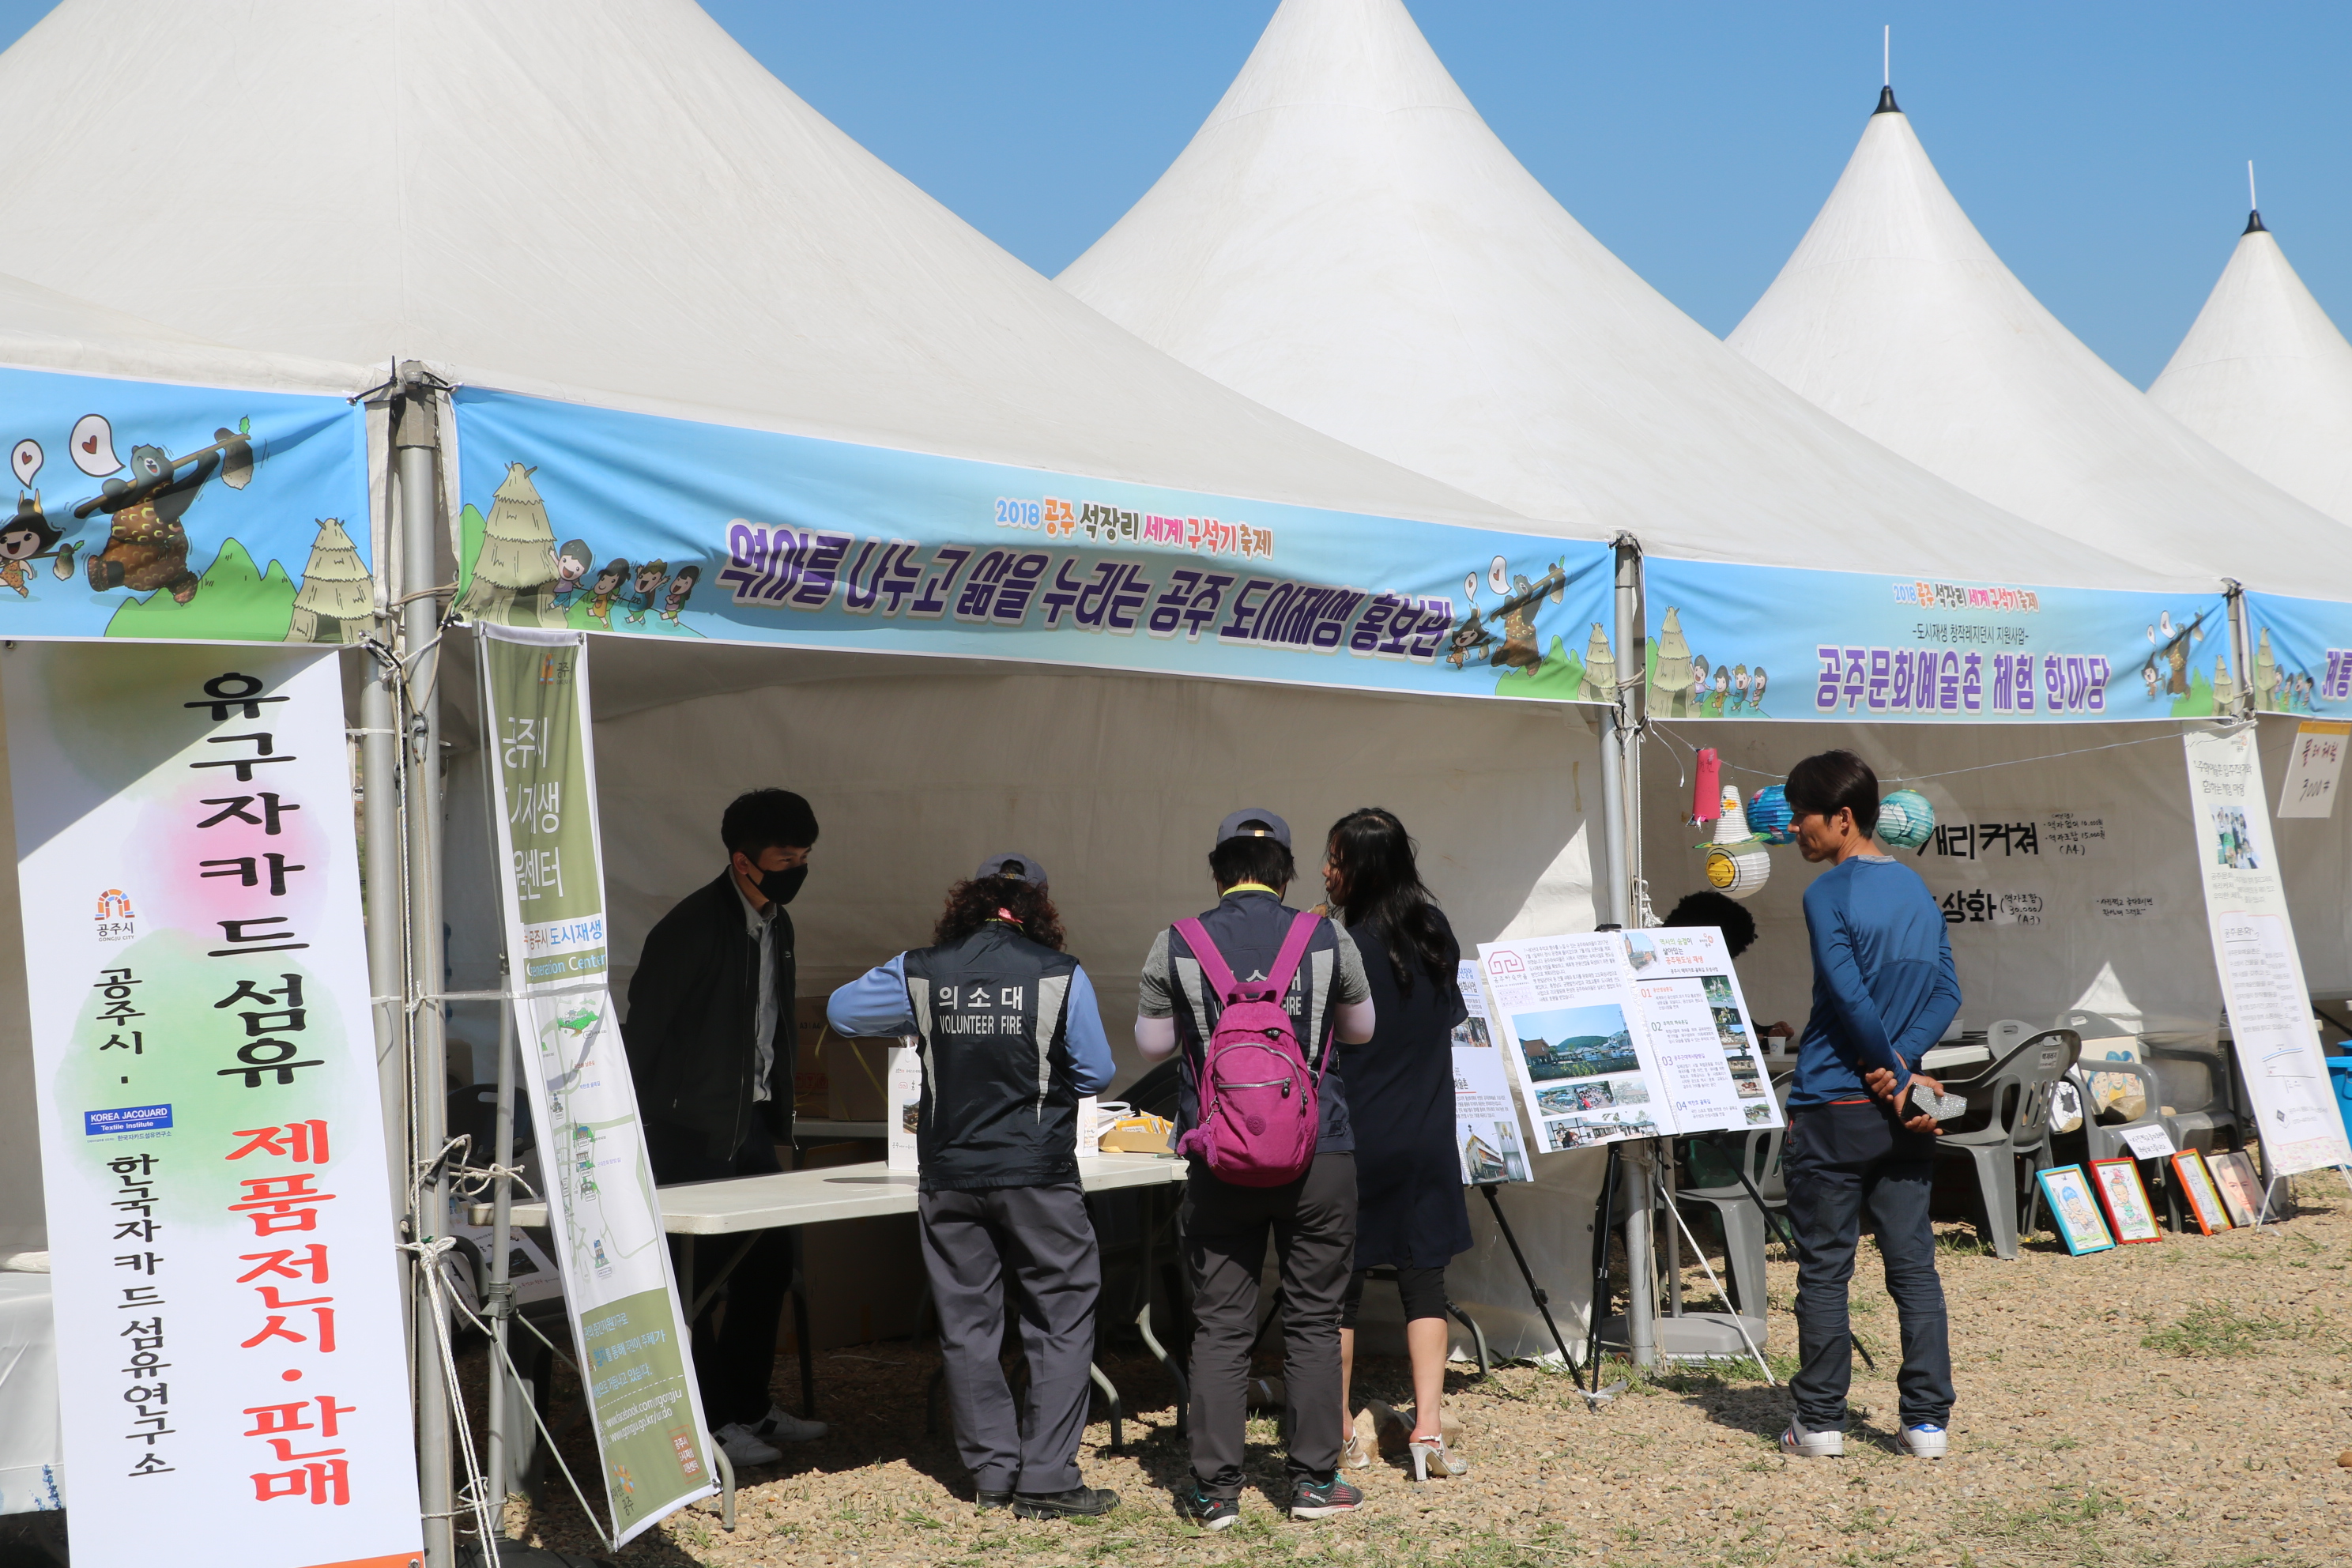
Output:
[
  {"xmin": 1675, "ymin": 1121, "xmax": 1785, "ymax": 1317},
  {"xmin": 1932, "ymin": 1028, "xmax": 2080, "ymax": 1258}
]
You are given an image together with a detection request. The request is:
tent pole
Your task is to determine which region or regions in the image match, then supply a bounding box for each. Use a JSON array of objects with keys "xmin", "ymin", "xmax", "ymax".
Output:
[
  {"xmin": 1617, "ymin": 537, "xmax": 1646, "ymax": 928},
  {"xmin": 361, "ymin": 609, "xmax": 409, "ymax": 1362},
  {"xmin": 484, "ymin": 952, "xmax": 516, "ymax": 1539},
  {"xmin": 395, "ymin": 376, "xmax": 455, "ymax": 1568},
  {"xmin": 1597, "ymin": 714, "xmax": 1628, "ymax": 929},
  {"xmin": 2224, "ymin": 582, "xmax": 2252, "ymax": 719}
]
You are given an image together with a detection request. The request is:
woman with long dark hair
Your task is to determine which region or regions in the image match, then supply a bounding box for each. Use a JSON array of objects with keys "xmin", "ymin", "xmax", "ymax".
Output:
[{"xmin": 1322, "ymin": 808, "xmax": 1470, "ymax": 1479}]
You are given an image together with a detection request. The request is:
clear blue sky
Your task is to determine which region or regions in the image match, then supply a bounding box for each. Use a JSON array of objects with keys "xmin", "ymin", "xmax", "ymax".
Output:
[{"xmin": 0, "ymin": 2, "xmax": 2343, "ymax": 389}]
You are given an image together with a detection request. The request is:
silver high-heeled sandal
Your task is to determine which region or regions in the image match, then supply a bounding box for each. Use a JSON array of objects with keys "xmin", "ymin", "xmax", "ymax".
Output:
[{"xmin": 1408, "ymin": 1434, "xmax": 1468, "ymax": 1481}]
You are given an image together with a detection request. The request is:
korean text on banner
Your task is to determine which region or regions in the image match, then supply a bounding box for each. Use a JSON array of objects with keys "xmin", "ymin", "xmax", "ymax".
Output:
[
  {"xmin": 1476, "ymin": 927, "xmax": 1781, "ymax": 1157},
  {"xmin": 477, "ymin": 624, "xmax": 715, "ymax": 1544},
  {"xmin": 3, "ymin": 644, "xmax": 419, "ymax": 1568},
  {"xmin": 451, "ymin": 387, "xmax": 1615, "ymax": 706},
  {"xmin": 2180, "ymin": 726, "xmax": 2352, "ymax": 1177}
]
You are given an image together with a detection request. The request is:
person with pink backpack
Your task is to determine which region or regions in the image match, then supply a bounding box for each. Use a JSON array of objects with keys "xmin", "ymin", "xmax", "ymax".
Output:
[{"xmin": 1135, "ymin": 810, "xmax": 1377, "ymax": 1529}]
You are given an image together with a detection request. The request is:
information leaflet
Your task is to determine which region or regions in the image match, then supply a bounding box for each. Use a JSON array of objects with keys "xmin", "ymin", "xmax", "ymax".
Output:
[
  {"xmin": 1477, "ymin": 928, "xmax": 1781, "ymax": 1155},
  {"xmin": 2181, "ymin": 726, "xmax": 2351, "ymax": 1177},
  {"xmin": 1449, "ymin": 962, "xmax": 1528, "ymax": 1182},
  {"xmin": 478, "ymin": 624, "xmax": 715, "ymax": 1543},
  {"xmin": 6, "ymin": 644, "xmax": 419, "ymax": 1568}
]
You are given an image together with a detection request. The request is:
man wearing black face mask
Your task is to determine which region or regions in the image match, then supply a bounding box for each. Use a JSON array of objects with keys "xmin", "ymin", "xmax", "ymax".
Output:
[{"xmin": 624, "ymin": 787, "xmax": 826, "ymax": 1462}]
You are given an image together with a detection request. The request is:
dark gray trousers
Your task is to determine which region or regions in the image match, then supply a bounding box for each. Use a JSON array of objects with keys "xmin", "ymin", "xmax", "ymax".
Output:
[
  {"xmin": 1181, "ymin": 1152, "xmax": 1357, "ymax": 1495},
  {"xmin": 918, "ymin": 1182, "xmax": 1101, "ymax": 1494},
  {"xmin": 1784, "ymin": 1103, "xmax": 1955, "ymax": 1431}
]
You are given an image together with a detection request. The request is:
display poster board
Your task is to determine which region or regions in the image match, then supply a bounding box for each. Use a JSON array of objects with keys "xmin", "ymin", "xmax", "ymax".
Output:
[
  {"xmin": 478, "ymin": 624, "xmax": 715, "ymax": 1544},
  {"xmin": 2180, "ymin": 726, "xmax": 2352, "ymax": 1177},
  {"xmin": 1449, "ymin": 962, "xmax": 1528, "ymax": 1182},
  {"xmin": 5, "ymin": 643, "xmax": 419, "ymax": 1568},
  {"xmin": 2276, "ymin": 720, "xmax": 2348, "ymax": 820},
  {"xmin": 1476, "ymin": 928, "xmax": 1781, "ymax": 1154}
]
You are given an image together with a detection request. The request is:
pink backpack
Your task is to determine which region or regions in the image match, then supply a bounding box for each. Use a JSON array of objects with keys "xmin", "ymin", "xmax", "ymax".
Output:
[{"xmin": 1172, "ymin": 910, "xmax": 1327, "ymax": 1187}]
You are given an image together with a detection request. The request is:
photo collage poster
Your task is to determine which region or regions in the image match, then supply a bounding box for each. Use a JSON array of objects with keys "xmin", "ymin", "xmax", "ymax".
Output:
[
  {"xmin": 1449, "ymin": 960, "xmax": 1529, "ymax": 1183},
  {"xmin": 1476, "ymin": 928, "xmax": 1781, "ymax": 1155}
]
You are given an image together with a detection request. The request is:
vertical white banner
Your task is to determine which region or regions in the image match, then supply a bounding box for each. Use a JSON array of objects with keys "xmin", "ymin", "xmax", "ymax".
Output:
[
  {"xmin": 476, "ymin": 625, "xmax": 714, "ymax": 1544},
  {"xmin": 2182, "ymin": 726, "xmax": 2351, "ymax": 1177},
  {"xmin": 5, "ymin": 643, "xmax": 420, "ymax": 1568}
]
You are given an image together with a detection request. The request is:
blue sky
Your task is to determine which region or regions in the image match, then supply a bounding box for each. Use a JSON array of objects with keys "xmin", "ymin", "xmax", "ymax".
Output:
[{"xmin": 0, "ymin": 3, "xmax": 2341, "ymax": 388}]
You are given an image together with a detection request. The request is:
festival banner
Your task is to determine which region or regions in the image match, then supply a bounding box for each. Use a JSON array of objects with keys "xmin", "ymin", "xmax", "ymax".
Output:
[
  {"xmin": 2180, "ymin": 725, "xmax": 2352, "ymax": 1179},
  {"xmin": 5, "ymin": 643, "xmax": 419, "ymax": 1568},
  {"xmin": 0, "ymin": 368, "xmax": 370, "ymax": 644},
  {"xmin": 1644, "ymin": 556, "xmax": 2233, "ymax": 723},
  {"xmin": 450, "ymin": 386, "xmax": 1615, "ymax": 704},
  {"xmin": 476, "ymin": 624, "xmax": 714, "ymax": 1544},
  {"xmin": 2241, "ymin": 591, "xmax": 2352, "ymax": 717}
]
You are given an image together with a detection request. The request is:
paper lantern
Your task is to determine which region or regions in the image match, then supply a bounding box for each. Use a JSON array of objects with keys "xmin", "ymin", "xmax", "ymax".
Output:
[
  {"xmin": 1691, "ymin": 748, "xmax": 1721, "ymax": 821},
  {"xmin": 1747, "ymin": 784, "xmax": 1796, "ymax": 844},
  {"xmin": 1702, "ymin": 784, "xmax": 1772, "ymax": 899},
  {"xmin": 1877, "ymin": 789, "xmax": 1934, "ymax": 850}
]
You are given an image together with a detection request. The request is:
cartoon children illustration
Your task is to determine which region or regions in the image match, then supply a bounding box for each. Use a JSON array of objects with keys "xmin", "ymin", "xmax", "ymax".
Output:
[
  {"xmin": 550, "ymin": 539, "xmax": 593, "ymax": 607},
  {"xmin": 1749, "ymin": 665, "xmax": 1768, "ymax": 714},
  {"xmin": 659, "ymin": 564, "xmax": 699, "ymax": 623},
  {"xmin": 586, "ymin": 558, "xmax": 629, "ymax": 626},
  {"xmin": 1731, "ymin": 664, "xmax": 1751, "ymax": 712},
  {"xmin": 1690, "ymin": 654, "xmax": 1710, "ymax": 711},
  {"xmin": 1710, "ymin": 663, "xmax": 1732, "ymax": 714},
  {"xmin": 624, "ymin": 559, "xmax": 669, "ymax": 625},
  {"xmin": 0, "ymin": 493, "xmax": 70, "ymax": 597}
]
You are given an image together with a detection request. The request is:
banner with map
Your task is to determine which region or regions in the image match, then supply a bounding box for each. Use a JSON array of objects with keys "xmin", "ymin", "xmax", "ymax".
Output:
[
  {"xmin": 450, "ymin": 386, "xmax": 1615, "ymax": 705},
  {"xmin": 477, "ymin": 624, "xmax": 714, "ymax": 1543}
]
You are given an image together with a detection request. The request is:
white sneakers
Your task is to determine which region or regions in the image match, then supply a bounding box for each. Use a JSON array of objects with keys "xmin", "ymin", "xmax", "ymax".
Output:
[
  {"xmin": 1899, "ymin": 1423, "xmax": 1949, "ymax": 1460},
  {"xmin": 1778, "ymin": 1420, "xmax": 1845, "ymax": 1458},
  {"xmin": 714, "ymin": 1423, "xmax": 782, "ymax": 1465},
  {"xmin": 753, "ymin": 1403, "xmax": 829, "ymax": 1444},
  {"xmin": 1779, "ymin": 1419, "xmax": 1951, "ymax": 1459},
  {"xmin": 713, "ymin": 1404, "xmax": 829, "ymax": 1467}
]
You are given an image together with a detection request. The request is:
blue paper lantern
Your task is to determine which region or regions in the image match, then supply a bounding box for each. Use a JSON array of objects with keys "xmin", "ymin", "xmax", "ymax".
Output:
[
  {"xmin": 1747, "ymin": 785, "xmax": 1797, "ymax": 845},
  {"xmin": 1877, "ymin": 789, "xmax": 1935, "ymax": 850}
]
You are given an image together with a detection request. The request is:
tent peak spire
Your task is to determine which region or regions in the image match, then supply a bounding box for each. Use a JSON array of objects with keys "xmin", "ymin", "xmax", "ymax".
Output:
[
  {"xmin": 2244, "ymin": 208, "xmax": 2267, "ymax": 236},
  {"xmin": 2243, "ymin": 161, "xmax": 2264, "ymax": 234},
  {"xmin": 1875, "ymin": 24, "xmax": 1898, "ymax": 111},
  {"xmin": 1875, "ymin": 85, "xmax": 1901, "ymax": 115}
]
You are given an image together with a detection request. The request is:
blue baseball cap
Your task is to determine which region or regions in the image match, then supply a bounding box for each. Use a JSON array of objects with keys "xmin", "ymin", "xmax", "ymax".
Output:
[
  {"xmin": 975, "ymin": 851, "xmax": 1047, "ymax": 887},
  {"xmin": 1214, "ymin": 808, "xmax": 1291, "ymax": 850}
]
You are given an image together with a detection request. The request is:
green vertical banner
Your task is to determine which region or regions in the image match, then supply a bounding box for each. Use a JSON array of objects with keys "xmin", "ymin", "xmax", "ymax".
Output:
[{"xmin": 477, "ymin": 624, "xmax": 715, "ymax": 1544}]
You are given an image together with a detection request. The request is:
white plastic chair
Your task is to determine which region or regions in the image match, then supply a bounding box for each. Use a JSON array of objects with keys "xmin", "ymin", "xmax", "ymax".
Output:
[{"xmin": 1932, "ymin": 1028, "xmax": 2080, "ymax": 1257}]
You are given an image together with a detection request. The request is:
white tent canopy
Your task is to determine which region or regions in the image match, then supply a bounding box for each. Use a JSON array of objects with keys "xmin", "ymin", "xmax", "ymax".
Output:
[
  {"xmin": 1728, "ymin": 93, "xmax": 2352, "ymax": 600},
  {"xmin": 0, "ymin": 0, "xmax": 1553, "ymax": 537},
  {"xmin": 2150, "ymin": 213, "xmax": 2352, "ymax": 526},
  {"xmin": 1057, "ymin": 0, "xmax": 2195, "ymax": 596}
]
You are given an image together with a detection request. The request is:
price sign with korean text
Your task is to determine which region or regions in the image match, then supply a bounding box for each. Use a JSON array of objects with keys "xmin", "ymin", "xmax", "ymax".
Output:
[
  {"xmin": 477, "ymin": 624, "xmax": 714, "ymax": 1544},
  {"xmin": 4, "ymin": 643, "xmax": 419, "ymax": 1568}
]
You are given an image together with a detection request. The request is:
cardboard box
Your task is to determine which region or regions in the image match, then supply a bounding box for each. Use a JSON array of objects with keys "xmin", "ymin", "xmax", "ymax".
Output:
[{"xmin": 796, "ymin": 995, "xmax": 899, "ymax": 1121}]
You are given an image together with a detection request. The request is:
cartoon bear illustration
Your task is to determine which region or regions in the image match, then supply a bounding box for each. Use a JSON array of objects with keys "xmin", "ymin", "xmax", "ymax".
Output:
[{"xmin": 84, "ymin": 430, "xmax": 249, "ymax": 602}]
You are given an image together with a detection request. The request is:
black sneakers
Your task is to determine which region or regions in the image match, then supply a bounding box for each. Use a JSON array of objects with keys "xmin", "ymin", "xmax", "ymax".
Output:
[
  {"xmin": 1290, "ymin": 1476, "xmax": 1364, "ymax": 1519},
  {"xmin": 1013, "ymin": 1486, "xmax": 1120, "ymax": 1520},
  {"xmin": 1179, "ymin": 1487, "xmax": 1241, "ymax": 1531}
]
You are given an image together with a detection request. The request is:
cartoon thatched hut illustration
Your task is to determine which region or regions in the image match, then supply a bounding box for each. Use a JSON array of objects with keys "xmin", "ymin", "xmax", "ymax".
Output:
[
  {"xmin": 2253, "ymin": 628, "xmax": 2278, "ymax": 713},
  {"xmin": 1650, "ymin": 606, "xmax": 1693, "ymax": 716},
  {"xmin": 285, "ymin": 517, "xmax": 375, "ymax": 644},
  {"xmin": 1580, "ymin": 622, "xmax": 1616, "ymax": 705},
  {"xmin": 457, "ymin": 462, "xmax": 564, "ymax": 627},
  {"xmin": 2211, "ymin": 654, "xmax": 2237, "ymax": 712}
]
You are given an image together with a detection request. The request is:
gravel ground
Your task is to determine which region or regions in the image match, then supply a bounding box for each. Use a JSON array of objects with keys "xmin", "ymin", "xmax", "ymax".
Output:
[{"xmin": 490, "ymin": 1170, "xmax": 2352, "ymax": 1568}]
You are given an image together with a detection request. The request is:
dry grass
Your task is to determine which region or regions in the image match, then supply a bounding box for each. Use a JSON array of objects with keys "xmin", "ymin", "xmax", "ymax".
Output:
[{"xmin": 479, "ymin": 1170, "xmax": 2352, "ymax": 1567}]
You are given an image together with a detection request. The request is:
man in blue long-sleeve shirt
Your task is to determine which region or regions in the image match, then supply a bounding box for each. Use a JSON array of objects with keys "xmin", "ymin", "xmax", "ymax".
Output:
[
  {"xmin": 1778, "ymin": 752, "xmax": 1961, "ymax": 1464},
  {"xmin": 827, "ymin": 853, "xmax": 1121, "ymax": 1520}
]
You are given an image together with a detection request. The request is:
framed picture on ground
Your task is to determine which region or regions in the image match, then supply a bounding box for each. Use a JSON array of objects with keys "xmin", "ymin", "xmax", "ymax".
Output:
[
  {"xmin": 2088, "ymin": 1157, "xmax": 2162, "ymax": 1244},
  {"xmin": 2171, "ymin": 1150, "xmax": 2233, "ymax": 1235},
  {"xmin": 2207, "ymin": 1150, "xmax": 2265, "ymax": 1227},
  {"xmin": 2036, "ymin": 1163, "xmax": 2116, "ymax": 1256}
]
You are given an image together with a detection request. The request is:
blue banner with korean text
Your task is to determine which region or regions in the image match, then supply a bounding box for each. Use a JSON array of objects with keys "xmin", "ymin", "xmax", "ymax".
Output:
[
  {"xmin": 2240, "ymin": 592, "xmax": 2352, "ymax": 716},
  {"xmin": 450, "ymin": 388, "xmax": 1615, "ymax": 703},
  {"xmin": 1643, "ymin": 556, "xmax": 2233, "ymax": 723}
]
